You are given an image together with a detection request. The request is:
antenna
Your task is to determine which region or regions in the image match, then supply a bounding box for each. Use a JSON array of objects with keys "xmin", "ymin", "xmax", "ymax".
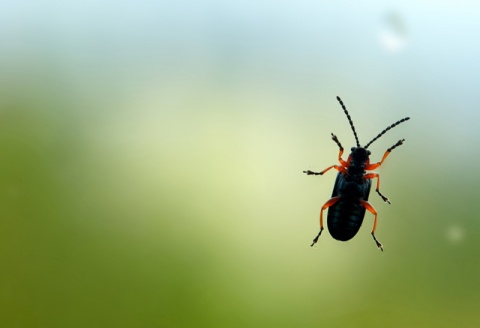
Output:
[
  {"xmin": 364, "ymin": 117, "xmax": 410, "ymax": 149},
  {"xmin": 336, "ymin": 96, "xmax": 360, "ymax": 147}
]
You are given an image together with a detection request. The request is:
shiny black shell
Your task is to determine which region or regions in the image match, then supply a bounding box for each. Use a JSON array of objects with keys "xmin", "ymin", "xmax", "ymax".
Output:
[{"xmin": 327, "ymin": 173, "xmax": 372, "ymax": 241}]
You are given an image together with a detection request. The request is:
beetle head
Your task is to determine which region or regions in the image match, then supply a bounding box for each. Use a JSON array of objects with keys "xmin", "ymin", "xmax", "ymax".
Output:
[{"xmin": 350, "ymin": 147, "xmax": 371, "ymax": 163}]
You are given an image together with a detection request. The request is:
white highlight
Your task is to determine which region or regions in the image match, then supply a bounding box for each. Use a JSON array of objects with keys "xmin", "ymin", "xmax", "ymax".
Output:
[
  {"xmin": 379, "ymin": 11, "xmax": 408, "ymax": 53},
  {"xmin": 446, "ymin": 225, "xmax": 464, "ymax": 244}
]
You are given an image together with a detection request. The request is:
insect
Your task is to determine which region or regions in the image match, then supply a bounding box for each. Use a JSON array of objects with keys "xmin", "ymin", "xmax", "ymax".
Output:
[{"xmin": 304, "ymin": 96, "xmax": 410, "ymax": 251}]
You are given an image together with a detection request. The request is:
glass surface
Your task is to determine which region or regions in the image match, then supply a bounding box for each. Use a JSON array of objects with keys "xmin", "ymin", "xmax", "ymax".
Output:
[{"xmin": 0, "ymin": 1, "xmax": 478, "ymax": 327}]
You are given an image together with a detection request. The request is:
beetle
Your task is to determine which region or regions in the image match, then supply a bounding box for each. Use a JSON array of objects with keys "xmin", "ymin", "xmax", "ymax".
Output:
[{"xmin": 304, "ymin": 96, "xmax": 410, "ymax": 251}]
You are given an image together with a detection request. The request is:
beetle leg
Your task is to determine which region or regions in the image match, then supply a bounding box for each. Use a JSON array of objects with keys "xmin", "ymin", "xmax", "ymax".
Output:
[
  {"xmin": 311, "ymin": 196, "xmax": 341, "ymax": 247},
  {"xmin": 364, "ymin": 172, "xmax": 390, "ymax": 204},
  {"xmin": 304, "ymin": 134, "xmax": 349, "ymax": 175},
  {"xmin": 303, "ymin": 165, "xmax": 347, "ymax": 176},
  {"xmin": 359, "ymin": 200, "xmax": 383, "ymax": 251},
  {"xmin": 331, "ymin": 133, "xmax": 348, "ymax": 167},
  {"xmin": 366, "ymin": 139, "xmax": 405, "ymax": 170}
]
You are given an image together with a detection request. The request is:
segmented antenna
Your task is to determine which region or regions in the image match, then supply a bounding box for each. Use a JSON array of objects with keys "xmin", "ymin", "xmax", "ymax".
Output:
[
  {"xmin": 364, "ymin": 117, "xmax": 410, "ymax": 149},
  {"xmin": 336, "ymin": 96, "xmax": 360, "ymax": 147}
]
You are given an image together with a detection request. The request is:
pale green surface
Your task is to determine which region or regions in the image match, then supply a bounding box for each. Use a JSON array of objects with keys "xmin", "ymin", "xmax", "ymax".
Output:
[{"xmin": 0, "ymin": 1, "xmax": 479, "ymax": 327}]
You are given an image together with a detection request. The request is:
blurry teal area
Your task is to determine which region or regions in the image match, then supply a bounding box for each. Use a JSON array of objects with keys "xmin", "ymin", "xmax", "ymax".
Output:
[{"xmin": 0, "ymin": 1, "xmax": 479, "ymax": 327}]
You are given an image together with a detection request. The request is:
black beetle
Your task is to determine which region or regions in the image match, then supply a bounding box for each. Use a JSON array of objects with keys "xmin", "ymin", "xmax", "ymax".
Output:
[{"xmin": 304, "ymin": 96, "xmax": 410, "ymax": 251}]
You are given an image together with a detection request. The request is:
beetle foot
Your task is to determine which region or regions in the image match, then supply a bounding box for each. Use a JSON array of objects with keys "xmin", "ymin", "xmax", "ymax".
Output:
[
  {"xmin": 371, "ymin": 233, "xmax": 383, "ymax": 251},
  {"xmin": 311, "ymin": 228, "xmax": 324, "ymax": 247},
  {"xmin": 303, "ymin": 170, "xmax": 322, "ymax": 175},
  {"xmin": 376, "ymin": 189, "xmax": 391, "ymax": 204},
  {"xmin": 331, "ymin": 133, "xmax": 343, "ymax": 150}
]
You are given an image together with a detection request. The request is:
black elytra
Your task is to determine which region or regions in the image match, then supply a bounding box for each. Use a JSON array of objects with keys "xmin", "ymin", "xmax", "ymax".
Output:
[{"xmin": 303, "ymin": 96, "xmax": 410, "ymax": 251}]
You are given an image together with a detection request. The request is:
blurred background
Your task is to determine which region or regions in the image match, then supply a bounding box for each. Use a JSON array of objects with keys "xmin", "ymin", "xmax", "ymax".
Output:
[{"xmin": 0, "ymin": 1, "xmax": 479, "ymax": 327}]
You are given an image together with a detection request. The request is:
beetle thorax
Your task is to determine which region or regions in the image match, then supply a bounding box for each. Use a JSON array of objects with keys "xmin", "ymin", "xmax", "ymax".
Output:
[{"xmin": 347, "ymin": 147, "xmax": 371, "ymax": 177}]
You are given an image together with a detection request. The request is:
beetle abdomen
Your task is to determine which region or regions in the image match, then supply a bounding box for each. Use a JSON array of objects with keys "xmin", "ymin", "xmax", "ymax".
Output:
[{"xmin": 327, "ymin": 200, "xmax": 366, "ymax": 241}]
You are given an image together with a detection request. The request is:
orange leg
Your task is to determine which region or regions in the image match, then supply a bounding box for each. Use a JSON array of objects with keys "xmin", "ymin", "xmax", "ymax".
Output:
[
  {"xmin": 304, "ymin": 134, "xmax": 349, "ymax": 175},
  {"xmin": 360, "ymin": 200, "xmax": 383, "ymax": 251},
  {"xmin": 331, "ymin": 133, "xmax": 348, "ymax": 167},
  {"xmin": 311, "ymin": 196, "xmax": 341, "ymax": 247},
  {"xmin": 365, "ymin": 139, "xmax": 405, "ymax": 170},
  {"xmin": 304, "ymin": 164, "xmax": 347, "ymax": 176},
  {"xmin": 364, "ymin": 172, "xmax": 390, "ymax": 204}
]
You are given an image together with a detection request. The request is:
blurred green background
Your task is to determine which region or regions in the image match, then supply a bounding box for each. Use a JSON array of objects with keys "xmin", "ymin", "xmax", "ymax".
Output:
[{"xmin": 0, "ymin": 1, "xmax": 479, "ymax": 327}]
